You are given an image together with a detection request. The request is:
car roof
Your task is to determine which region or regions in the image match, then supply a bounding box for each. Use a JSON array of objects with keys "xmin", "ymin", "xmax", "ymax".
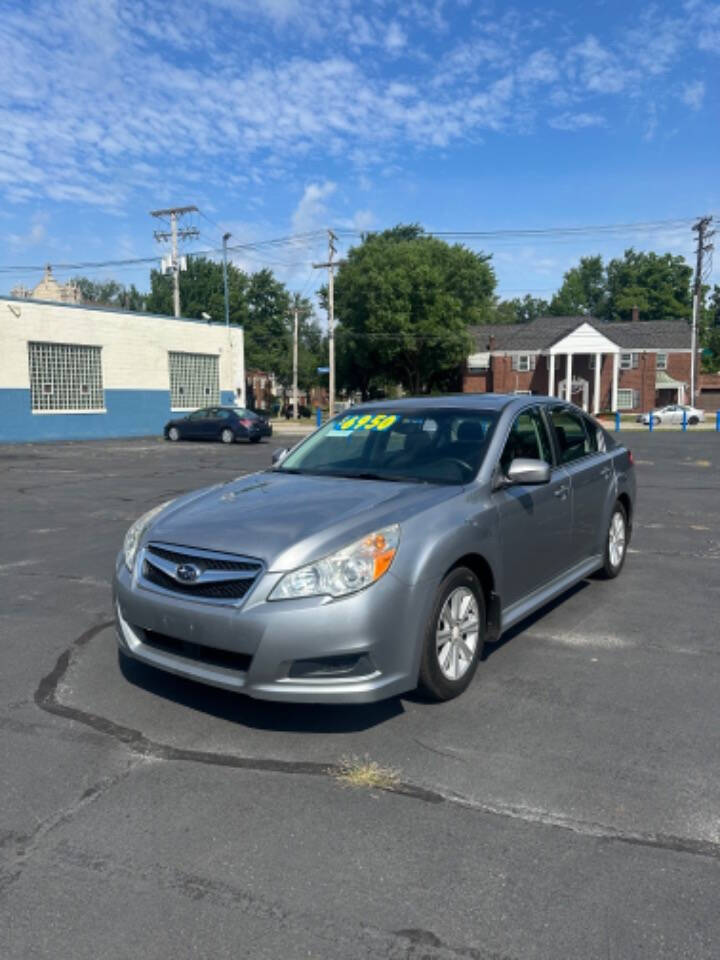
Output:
[{"xmin": 347, "ymin": 394, "xmax": 557, "ymax": 412}]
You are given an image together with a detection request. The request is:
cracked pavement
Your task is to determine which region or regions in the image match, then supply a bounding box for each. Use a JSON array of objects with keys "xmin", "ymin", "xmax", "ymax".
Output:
[{"xmin": 1, "ymin": 432, "xmax": 719, "ymax": 959}]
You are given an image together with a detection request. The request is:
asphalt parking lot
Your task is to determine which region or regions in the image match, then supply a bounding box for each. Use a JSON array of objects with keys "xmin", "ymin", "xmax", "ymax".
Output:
[{"xmin": 2, "ymin": 430, "xmax": 719, "ymax": 959}]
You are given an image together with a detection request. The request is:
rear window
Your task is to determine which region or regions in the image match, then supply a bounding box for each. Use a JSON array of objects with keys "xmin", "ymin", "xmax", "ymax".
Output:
[{"xmin": 276, "ymin": 408, "xmax": 498, "ymax": 485}]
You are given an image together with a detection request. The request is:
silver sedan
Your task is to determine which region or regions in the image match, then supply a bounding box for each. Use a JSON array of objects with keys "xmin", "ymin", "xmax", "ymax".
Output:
[{"xmin": 114, "ymin": 395, "xmax": 635, "ymax": 703}]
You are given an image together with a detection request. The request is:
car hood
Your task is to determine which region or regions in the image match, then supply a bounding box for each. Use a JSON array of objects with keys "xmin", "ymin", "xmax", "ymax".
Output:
[{"xmin": 147, "ymin": 471, "xmax": 458, "ymax": 571}]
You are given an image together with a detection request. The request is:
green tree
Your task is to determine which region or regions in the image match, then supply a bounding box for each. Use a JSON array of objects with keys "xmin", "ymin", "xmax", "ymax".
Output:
[
  {"xmin": 491, "ymin": 294, "xmax": 550, "ymax": 324},
  {"xmin": 604, "ymin": 249, "xmax": 692, "ymax": 322},
  {"xmin": 700, "ymin": 284, "xmax": 720, "ymax": 373},
  {"xmin": 73, "ymin": 276, "xmax": 147, "ymax": 311},
  {"xmin": 549, "ymin": 256, "xmax": 606, "ymax": 317},
  {"xmin": 332, "ymin": 224, "xmax": 496, "ymax": 395}
]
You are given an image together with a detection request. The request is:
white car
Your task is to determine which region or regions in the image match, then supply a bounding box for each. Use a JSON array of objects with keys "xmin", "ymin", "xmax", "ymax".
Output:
[{"xmin": 638, "ymin": 404, "xmax": 705, "ymax": 426}]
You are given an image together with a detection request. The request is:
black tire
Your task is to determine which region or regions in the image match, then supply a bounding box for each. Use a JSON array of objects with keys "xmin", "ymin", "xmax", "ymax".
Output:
[
  {"xmin": 599, "ymin": 501, "xmax": 628, "ymax": 579},
  {"xmin": 652, "ymin": 416, "xmax": 661, "ymax": 425},
  {"xmin": 688, "ymin": 416, "xmax": 699, "ymax": 426},
  {"xmin": 418, "ymin": 567, "xmax": 485, "ymax": 702},
  {"xmin": 220, "ymin": 428, "xmax": 235, "ymax": 444},
  {"xmin": 167, "ymin": 427, "xmax": 180, "ymax": 442}
]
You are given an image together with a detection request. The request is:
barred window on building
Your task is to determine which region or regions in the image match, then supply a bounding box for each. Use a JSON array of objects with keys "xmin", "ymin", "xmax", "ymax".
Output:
[
  {"xmin": 28, "ymin": 342, "xmax": 105, "ymax": 413},
  {"xmin": 168, "ymin": 351, "xmax": 220, "ymax": 409}
]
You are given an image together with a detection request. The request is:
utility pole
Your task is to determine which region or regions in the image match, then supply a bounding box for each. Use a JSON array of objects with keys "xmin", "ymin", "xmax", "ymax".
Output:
[
  {"xmin": 292, "ymin": 305, "xmax": 299, "ymax": 421},
  {"xmin": 691, "ymin": 216, "xmax": 714, "ymax": 406},
  {"xmin": 150, "ymin": 205, "xmax": 199, "ymax": 318},
  {"xmin": 313, "ymin": 229, "xmax": 344, "ymax": 418},
  {"xmin": 222, "ymin": 232, "xmax": 231, "ymax": 328}
]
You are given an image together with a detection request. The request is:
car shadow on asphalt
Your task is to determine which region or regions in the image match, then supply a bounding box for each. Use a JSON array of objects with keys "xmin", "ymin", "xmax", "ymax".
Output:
[
  {"xmin": 118, "ymin": 579, "xmax": 592, "ymax": 730},
  {"xmin": 118, "ymin": 651, "xmax": 404, "ymax": 733}
]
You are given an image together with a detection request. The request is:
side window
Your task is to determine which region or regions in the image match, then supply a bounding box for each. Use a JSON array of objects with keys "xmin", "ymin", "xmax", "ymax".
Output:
[
  {"xmin": 188, "ymin": 408, "xmax": 209, "ymax": 420},
  {"xmin": 500, "ymin": 407, "xmax": 553, "ymax": 473},
  {"xmin": 549, "ymin": 407, "xmax": 593, "ymax": 464}
]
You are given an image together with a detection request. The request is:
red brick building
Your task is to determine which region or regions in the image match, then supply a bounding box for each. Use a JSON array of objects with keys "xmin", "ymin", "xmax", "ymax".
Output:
[{"xmin": 463, "ymin": 316, "xmax": 698, "ymax": 414}]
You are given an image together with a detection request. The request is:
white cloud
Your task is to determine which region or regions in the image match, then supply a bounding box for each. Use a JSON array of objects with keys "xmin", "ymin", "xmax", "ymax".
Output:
[
  {"xmin": 7, "ymin": 212, "xmax": 48, "ymax": 251},
  {"xmin": 384, "ymin": 21, "xmax": 407, "ymax": 52},
  {"xmin": 568, "ymin": 36, "xmax": 628, "ymax": 94},
  {"xmin": 681, "ymin": 79, "xmax": 706, "ymax": 109},
  {"xmin": 291, "ymin": 181, "xmax": 337, "ymax": 234},
  {"xmin": 549, "ymin": 112, "xmax": 606, "ymax": 131}
]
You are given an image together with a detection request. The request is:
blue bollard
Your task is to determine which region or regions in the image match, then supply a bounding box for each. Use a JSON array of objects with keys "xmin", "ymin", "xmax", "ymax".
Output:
[
  {"xmin": 682, "ymin": 409, "xmax": 687, "ymax": 431},
  {"xmin": 316, "ymin": 407, "xmax": 322, "ymax": 427},
  {"xmin": 716, "ymin": 411, "xmax": 720, "ymax": 432},
  {"xmin": 615, "ymin": 411, "xmax": 621, "ymax": 432},
  {"xmin": 648, "ymin": 412, "xmax": 653, "ymax": 432}
]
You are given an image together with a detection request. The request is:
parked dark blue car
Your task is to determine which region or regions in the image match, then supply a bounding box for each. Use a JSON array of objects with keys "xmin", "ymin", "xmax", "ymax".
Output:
[{"xmin": 164, "ymin": 406, "xmax": 272, "ymax": 444}]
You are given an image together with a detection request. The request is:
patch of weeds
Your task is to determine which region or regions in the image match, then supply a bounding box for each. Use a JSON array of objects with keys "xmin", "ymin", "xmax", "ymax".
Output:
[{"xmin": 334, "ymin": 754, "xmax": 400, "ymax": 791}]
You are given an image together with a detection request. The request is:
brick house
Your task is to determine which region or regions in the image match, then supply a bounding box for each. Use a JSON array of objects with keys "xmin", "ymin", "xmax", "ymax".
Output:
[{"xmin": 463, "ymin": 315, "xmax": 697, "ymax": 414}]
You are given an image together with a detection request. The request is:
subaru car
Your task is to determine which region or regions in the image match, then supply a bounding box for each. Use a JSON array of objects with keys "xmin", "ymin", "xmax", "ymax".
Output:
[
  {"xmin": 164, "ymin": 406, "xmax": 272, "ymax": 444},
  {"xmin": 116, "ymin": 395, "xmax": 635, "ymax": 703}
]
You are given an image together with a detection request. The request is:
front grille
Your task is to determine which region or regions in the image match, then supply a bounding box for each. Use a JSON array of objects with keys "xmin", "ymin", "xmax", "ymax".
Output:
[
  {"xmin": 141, "ymin": 628, "xmax": 252, "ymax": 672},
  {"xmin": 147, "ymin": 544, "xmax": 260, "ymax": 573},
  {"xmin": 142, "ymin": 542, "xmax": 263, "ymax": 603},
  {"xmin": 143, "ymin": 563, "xmax": 254, "ymax": 599}
]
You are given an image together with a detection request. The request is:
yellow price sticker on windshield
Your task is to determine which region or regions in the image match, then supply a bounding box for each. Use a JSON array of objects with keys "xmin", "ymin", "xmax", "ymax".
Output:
[{"xmin": 338, "ymin": 413, "xmax": 397, "ymax": 432}]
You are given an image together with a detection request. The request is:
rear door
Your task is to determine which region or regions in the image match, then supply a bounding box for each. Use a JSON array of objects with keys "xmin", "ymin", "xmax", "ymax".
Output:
[
  {"xmin": 493, "ymin": 405, "xmax": 572, "ymax": 607},
  {"xmin": 547, "ymin": 405, "xmax": 614, "ymax": 565}
]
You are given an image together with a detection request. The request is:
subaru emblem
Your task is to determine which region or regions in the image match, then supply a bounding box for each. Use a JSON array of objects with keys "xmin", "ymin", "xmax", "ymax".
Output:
[{"xmin": 176, "ymin": 563, "xmax": 201, "ymax": 583}]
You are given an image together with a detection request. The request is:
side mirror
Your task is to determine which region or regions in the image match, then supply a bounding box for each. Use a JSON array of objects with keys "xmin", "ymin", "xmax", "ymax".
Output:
[
  {"xmin": 506, "ymin": 458, "xmax": 551, "ymax": 486},
  {"xmin": 272, "ymin": 447, "xmax": 289, "ymax": 466}
]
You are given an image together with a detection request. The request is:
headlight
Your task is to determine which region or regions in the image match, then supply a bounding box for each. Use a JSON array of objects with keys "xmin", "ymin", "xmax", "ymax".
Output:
[
  {"xmin": 269, "ymin": 524, "xmax": 400, "ymax": 600},
  {"xmin": 122, "ymin": 501, "xmax": 173, "ymax": 572}
]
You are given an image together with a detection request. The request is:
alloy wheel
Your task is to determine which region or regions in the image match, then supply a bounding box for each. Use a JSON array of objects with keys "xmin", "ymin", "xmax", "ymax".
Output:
[
  {"xmin": 608, "ymin": 511, "xmax": 626, "ymax": 569},
  {"xmin": 435, "ymin": 586, "xmax": 480, "ymax": 681}
]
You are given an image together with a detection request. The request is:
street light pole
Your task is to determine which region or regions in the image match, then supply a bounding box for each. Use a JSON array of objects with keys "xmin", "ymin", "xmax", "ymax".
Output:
[
  {"xmin": 292, "ymin": 306, "xmax": 299, "ymax": 421},
  {"xmin": 222, "ymin": 232, "xmax": 231, "ymax": 328}
]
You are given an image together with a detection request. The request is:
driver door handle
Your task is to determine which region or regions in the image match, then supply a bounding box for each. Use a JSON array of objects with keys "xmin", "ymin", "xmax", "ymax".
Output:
[{"xmin": 554, "ymin": 484, "xmax": 568, "ymax": 499}]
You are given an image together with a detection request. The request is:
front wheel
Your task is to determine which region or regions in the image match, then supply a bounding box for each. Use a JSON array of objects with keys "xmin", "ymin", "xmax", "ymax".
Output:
[
  {"xmin": 167, "ymin": 427, "xmax": 180, "ymax": 442},
  {"xmin": 688, "ymin": 416, "xmax": 699, "ymax": 426},
  {"xmin": 418, "ymin": 567, "xmax": 485, "ymax": 701},
  {"xmin": 599, "ymin": 502, "xmax": 627, "ymax": 579},
  {"xmin": 220, "ymin": 428, "xmax": 235, "ymax": 444}
]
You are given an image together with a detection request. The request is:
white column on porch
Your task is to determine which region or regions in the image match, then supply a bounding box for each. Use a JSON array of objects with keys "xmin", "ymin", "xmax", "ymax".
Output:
[
  {"xmin": 593, "ymin": 352, "xmax": 601, "ymax": 414},
  {"xmin": 565, "ymin": 353, "xmax": 573, "ymax": 402},
  {"xmin": 548, "ymin": 353, "xmax": 555, "ymax": 397},
  {"xmin": 611, "ymin": 352, "xmax": 619, "ymax": 412}
]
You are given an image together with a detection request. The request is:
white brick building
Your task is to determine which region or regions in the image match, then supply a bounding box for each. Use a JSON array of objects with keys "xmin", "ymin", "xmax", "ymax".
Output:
[{"xmin": 0, "ymin": 297, "xmax": 245, "ymax": 443}]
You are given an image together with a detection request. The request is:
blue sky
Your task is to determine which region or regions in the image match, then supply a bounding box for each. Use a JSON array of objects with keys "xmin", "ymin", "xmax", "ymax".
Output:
[{"xmin": 1, "ymin": 0, "xmax": 718, "ymax": 305}]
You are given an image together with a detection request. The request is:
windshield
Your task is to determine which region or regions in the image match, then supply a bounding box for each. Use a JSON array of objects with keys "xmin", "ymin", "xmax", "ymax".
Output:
[{"xmin": 275, "ymin": 407, "xmax": 497, "ymax": 484}]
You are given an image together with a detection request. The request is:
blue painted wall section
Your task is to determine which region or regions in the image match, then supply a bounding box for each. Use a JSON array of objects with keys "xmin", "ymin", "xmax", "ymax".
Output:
[
  {"xmin": 0, "ymin": 389, "xmax": 173, "ymax": 443},
  {"xmin": 221, "ymin": 390, "xmax": 236, "ymax": 405}
]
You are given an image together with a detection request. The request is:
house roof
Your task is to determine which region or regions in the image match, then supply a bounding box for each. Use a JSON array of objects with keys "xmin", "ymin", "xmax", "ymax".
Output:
[{"xmin": 470, "ymin": 316, "xmax": 692, "ymax": 351}]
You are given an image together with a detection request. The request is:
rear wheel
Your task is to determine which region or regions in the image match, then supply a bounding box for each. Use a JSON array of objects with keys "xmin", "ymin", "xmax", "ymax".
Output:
[
  {"xmin": 651, "ymin": 415, "xmax": 661, "ymax": 425},
  {"xmin": 599, "ymin": 502, "xmax": 627, "ymax": 579},
  {"xmin": 689, "ymin": 416, "xmax": 699, "ymax": 426},
  {"xmin": 220, "ymin": 428, "xmax": 235, "ymax": 444},
  {"xmin": 418, "ymin": 567, "xmax": 485, "ymax": 701},
  {"xmin": 167, "ymin": 427, "xmax": 180, "ymax": 442}
]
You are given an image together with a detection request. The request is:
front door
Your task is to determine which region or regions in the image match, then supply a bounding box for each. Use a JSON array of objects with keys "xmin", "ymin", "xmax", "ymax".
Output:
[
  {"xmin": 547, "ymin": 405, "xmax": 614, "ymax": 564},
  {"xmin": 183, "ymin": 408, "xmax": 212, "ymax": 438},
  {"xmin": 493, "ymin": 405, "xmax": 572, "ymax": 607}
]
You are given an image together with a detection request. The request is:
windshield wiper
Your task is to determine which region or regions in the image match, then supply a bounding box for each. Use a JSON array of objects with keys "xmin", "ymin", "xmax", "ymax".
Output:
[{"xmin": 339, "ymin": 471, "xmax": 426, "ymax": 483}]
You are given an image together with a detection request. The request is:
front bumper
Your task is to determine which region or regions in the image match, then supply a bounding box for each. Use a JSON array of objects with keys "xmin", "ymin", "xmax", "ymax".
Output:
[{"xmin": 113, "ymin": 557, "xmax": 435, "ymax": 703}]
